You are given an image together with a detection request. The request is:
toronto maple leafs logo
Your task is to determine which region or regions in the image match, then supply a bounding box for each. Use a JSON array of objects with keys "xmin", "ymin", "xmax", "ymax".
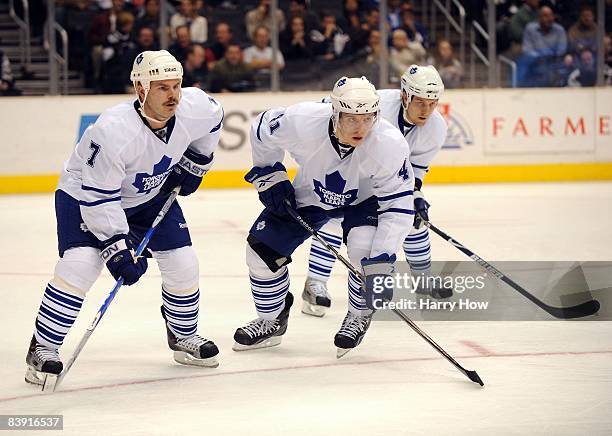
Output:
[
  {"xmin": 336, "ymin": 78, "xmax": 347, "ymax": 87},
  {"xmin": 313, "ymin": 171, "xmax": 358, "ymax": 207},
  {"xmin": 136, "ymin": 53, "xmax": 144, "ymax": 65},
  {"xmin": 409, "ymin": 66, "xmax": 418, "ymax": 74},
  {"xmin": 132, "ymin": 155, "xmax": 173, "ymax": 194}
]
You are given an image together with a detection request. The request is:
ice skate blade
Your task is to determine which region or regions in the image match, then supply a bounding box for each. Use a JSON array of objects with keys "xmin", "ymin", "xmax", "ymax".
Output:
[
  {"xmin": 25, "ymin": 366, "xmax": 58, "ymax": 392},
  {"xmin": 336, "ymin": 348, "xmax": 352, "ymax": 359},
  {"xmin": 173, "ymin": 351, "xmax": 219, "ymax": 368},
  {"xmin": 301, "ymin": 301, "xmax": 328, "ymax": 317},
  {"xmin": 232, "ymin": 336, "xmax": 282, "ymax": 351}
]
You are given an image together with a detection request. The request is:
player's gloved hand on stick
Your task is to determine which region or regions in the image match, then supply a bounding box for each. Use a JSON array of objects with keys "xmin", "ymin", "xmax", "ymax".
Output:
[
  {"xmin": 245, "ymin": 162, "xmax": 297, "ymax": 216},
  {"xmin": 162, "ymin": 149, "xmax": 214, "ymax": 196},
  {"xmin": 413, "ymin": 189, "xmax": 430, "ymax": 229},
  {"xmin": 361, "ymin": 254, "xmax": 396, "ymax": 310},
  {"xmin": 100, "ymin": 235, "xmax": 148, "ymax": 285}
]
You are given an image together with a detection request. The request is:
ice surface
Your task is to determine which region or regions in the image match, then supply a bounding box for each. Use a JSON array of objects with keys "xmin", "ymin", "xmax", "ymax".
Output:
[{"xmin": 0, "ymin": 182, "xmax": 611, "ymax": 435}]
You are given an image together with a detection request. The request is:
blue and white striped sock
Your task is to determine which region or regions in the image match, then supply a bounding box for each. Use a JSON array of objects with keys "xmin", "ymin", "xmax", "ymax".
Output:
[
  {"xmin": 308, "ymin": 230, "xmax": 342, "ymax": 282},
  {"xmin": 404, "ymin": 227, "xmax": 432, "ymax": 275},
  {"xmin": 162, "ymin": 288, "xmax": 199, "ymax": 338},
  {"xmin": 34, "ymin": 282, "xmax": 84, "ymax": 349},
  {"xmin": 348, "ymin": 271, "xmax": 371, "ymax": 315},
  {"xmin": 250, "ymin": 267, "xmax": 290, "ymax": 320}
]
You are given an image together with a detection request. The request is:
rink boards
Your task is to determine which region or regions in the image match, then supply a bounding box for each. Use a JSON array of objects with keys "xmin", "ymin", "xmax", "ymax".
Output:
[{"xmin": 0, "ymin": 87, "xmax": 611, "ymax": 193}]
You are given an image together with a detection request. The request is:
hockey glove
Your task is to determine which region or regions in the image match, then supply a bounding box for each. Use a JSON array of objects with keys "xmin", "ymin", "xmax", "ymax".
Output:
[
  {"xmin": 100, "ymin": 235, "xmax": 148, "ymax": 286},
  {"xmin": 361, "ymin": 254, "xmax": 396, "ymax": 311},
  {"xmin": 162, "ymin": 149, "xmax": 214, "ymax": 196},
  {"xmin": 413, "ymin": 189, "xmax": 430, "ymax": 230},
  {"xmin": 245, "ymin": 162, "xmax": 297, "ymax": 216}
]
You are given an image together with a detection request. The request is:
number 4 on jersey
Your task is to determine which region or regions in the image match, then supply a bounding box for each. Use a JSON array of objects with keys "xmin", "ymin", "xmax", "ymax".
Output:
[
  {"xmin": 86, "ymin": 141, "xmax": 101, "ymax": 167},
  {"xmin": 398, "ymin": 159, "xmax": 410, "ymax": 181}
]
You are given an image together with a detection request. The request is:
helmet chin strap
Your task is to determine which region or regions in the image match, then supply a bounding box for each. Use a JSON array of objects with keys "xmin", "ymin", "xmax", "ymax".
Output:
[{"xmin": 137, "ymin": 86, "xmax": 181, "ymax": 125}]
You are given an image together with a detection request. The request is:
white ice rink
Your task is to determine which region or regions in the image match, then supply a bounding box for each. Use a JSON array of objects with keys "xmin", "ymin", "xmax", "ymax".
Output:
[{"xmin": 0, "ymin": 182, "xmax": 611, "ymax": 435}]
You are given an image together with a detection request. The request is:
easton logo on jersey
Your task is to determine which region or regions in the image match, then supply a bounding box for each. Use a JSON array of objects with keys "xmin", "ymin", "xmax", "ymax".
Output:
[
  {"xmin": 313, "ymin": 171, "xmax": 358, "ymax": 207},
  {"xmin": 132, "ymin": 155, "xmax": 173, "ymax": 194}
]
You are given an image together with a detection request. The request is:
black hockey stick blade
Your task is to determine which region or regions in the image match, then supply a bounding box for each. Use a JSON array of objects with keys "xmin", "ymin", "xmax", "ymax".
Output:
[
  {"xmin": 546, "ymin": 298, "xmax": 600, "ymax": 319},
  {"xmin": 465, "ymin": 370, "xmax": 484, "ymax": 386}
]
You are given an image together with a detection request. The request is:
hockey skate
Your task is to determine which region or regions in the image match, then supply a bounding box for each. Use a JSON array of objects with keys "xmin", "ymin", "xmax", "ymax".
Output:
[
  {"xmin": 301, "ymin": 278, "xmax": 331, "ymax": 317},
  {"xmin": 334, "ymin": 311, "xmax": 373, "ymax": 358},
  {"xmin": 161, "ymin": 307, "xmax": 220, "ymax": 368},
  {"xmin": 25, "ymin": 336, "xmax": 62, "ymax": 391},
  {"xmin": 233, "ymin": 292, "xmax": 293, "ymax": 351},
  {"xmin": 414, "ymin": 274, "xmax": 453, "ymax": 299}
]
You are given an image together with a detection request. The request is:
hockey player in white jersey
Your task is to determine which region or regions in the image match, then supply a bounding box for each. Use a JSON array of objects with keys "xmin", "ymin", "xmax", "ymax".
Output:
[
  {"xmin": 233, "ymin": 76, "xmax": 415, "ymax": 356},
  {"xmin": 302, "ymin": 65, "xmax": 450, "ymax": 317},
  {"xmin": 25, "ymin": 50, "xmax": 224, "ymax": 386}
]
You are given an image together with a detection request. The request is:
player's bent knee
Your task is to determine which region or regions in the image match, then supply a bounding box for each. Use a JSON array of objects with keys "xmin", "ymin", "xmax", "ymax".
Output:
[
  {"xmin": 53, "ymin": 247, "xmax": 104, "ymax": 296},
  {"xmin": 246, "ymin": 234, "xmax": 291, "ymax": 274},
  {"xmin": 346, "ymin": 226, "xmax": 377, "ymax": 266},
  {"xmin": 154, "ymin": 246, "xmax": 199, "ymax": 294}
]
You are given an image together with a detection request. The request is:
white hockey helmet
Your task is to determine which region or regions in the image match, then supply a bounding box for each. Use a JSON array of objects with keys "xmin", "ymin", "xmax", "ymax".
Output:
[
  {"xmin": 330, "ymin": 76, "xmax": 380, "ymax": 133},
  {"xmin": 130, "ymin": 50, "xmax": 183, "ymax": 105},
  {"xmin": 401, "ymin": 64, "xmax": 444, "ymax": 106}
]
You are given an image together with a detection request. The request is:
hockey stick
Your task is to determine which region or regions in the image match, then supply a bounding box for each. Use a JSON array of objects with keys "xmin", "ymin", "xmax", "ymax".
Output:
[
  {"xmin": 423, "ymin": 220, "xmax": 600, "ymax": 319},
  {"xmin": 47, "ymin": 187, "xmax": 181, "ymax": 392},
  {"xmin": 284, "ymin": 201, "xmax": 484, "ymax": 386}
]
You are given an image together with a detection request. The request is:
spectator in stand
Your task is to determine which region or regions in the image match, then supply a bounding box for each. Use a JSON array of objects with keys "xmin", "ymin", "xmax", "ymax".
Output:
[
  {"xmin": 399, "ymin": 7, "xmax": 427, "ymax": 47},
  {"xmin": 568, "ymin": 5, "xmax": 598, "ymax": 55},
  {"xmin": 509, "ymin": 0, "xmax": 539, "ymax": 45},
  {"xmin": 428, "ymin": 39, "xmax": 463, "ymax": 89},
  {"xmin": 361, "ymin": 8, "xmax": 383, "ymax": 35},
  {"xmin": 205, "ymin": 22, "xmax": 233, "ymax": 70},
  {"xmin": 518, "ymin": 5, "xmax": 567, "ymax": 87},
  {"xmin": 88, "ymin": 0, "xmax": 127, "ymax": 89},
  {"xmin": 244, "ymin": 25, "xmax": 285, "ymax": 74},
  {"xmin": 289, "ymin": 0, "xmax": 319, "ymax": 33},
  {"xmin": 389, "ymin": 28, "xmax": 426, "ymax": 80},
  {"xmin": 62, "ymin": 0, "xmax": 98, "ymax": 73},
  {"xmin": 183, "ymin": 44, "xmax": 209, "ymax": 88},
  {"xmin": 170, "ymin": 0, "xmax": 208, "ymax": 44},
  {"xmin": 169, "ymin": 25, "xmax": 192, "ymax": 64},
  {"xmin": 310, "ymin": 10, "xmax": 351, "ymax": 60},
  {"xmin": 604, "ymin": 34, "xmax": 612, "ymax": 85},
  {"xmin": 352, "ymin": 28, "xmax": 381, "ymax": 87},
  {"xmin": 0, "ymin": 48, "xmax": 22, "ymax": 96},
  {"xmin": 246, "ymin": 0, "xmax": 286, "ymax": 41},
  {"xmin": 134, "ymin": 0, "xmax": 161, "ymax": 40},
  {"xmin": 339, "ymin": 0, "xmax": 369, "ymax": 56},
  {"xmin": 134, "ymin": 26, "xmax": 159, "ymax": 52},
  {"xmin": 100, "ymin": 11, "xmax": 137, "ymax": 94},
  {"xmin": 568, "ymin": 49, "xmax": 597, "ymax": 87},
  {"xmin": 280, "ymin": 15, "xmax": 314, "ymax": 61},
  {"xmin": 387, "ymin": 0, "xmax": 403, "ymax": 30},
  {"xmin": 208, "ymin": 43, "xmax": 255, "ymax": 93}
]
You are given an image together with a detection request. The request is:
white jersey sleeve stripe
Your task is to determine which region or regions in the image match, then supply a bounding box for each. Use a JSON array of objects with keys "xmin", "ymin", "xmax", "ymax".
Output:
[
  {"xmin": 81, "ymin": 184, "xmax": 121, "ymax": 195},
  {"xmin": 378, "ymin": 190, "xmax": 413, "ymax": 202},
  {"xmin": 378, "ymin": 208, "xmax": 415, "ymax": 215},
  {"xmin": 79, "ymin": 197, "xmax": 121, "ymax": 207}
]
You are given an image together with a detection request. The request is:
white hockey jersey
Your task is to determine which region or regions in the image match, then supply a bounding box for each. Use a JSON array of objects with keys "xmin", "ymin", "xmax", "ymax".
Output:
[
  {"xmin": 250, "ymin": 102, "xmax": 415, "ymax": 258},
  {"xmin": 323, "ymin": 89, "xmax": 448, "ymax": 183},
  {"xmin": 58, "ymin": 87, "xmax": 223, "ymax": 241},
  {"xmin": 377, "ymin": 88, "xmax": 448, "ymax": 183}
]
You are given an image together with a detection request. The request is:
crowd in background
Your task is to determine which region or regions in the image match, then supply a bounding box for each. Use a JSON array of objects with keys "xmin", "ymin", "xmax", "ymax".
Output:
[{"xmin": 2, "ymin": 0, "xmax": 611, "ymax": 96}]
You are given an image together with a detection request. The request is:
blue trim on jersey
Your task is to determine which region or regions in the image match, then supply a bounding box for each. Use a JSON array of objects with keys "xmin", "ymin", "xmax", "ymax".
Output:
[
  {"xmin": 411, "ymin": 163, "xmax": 429, "ymax": 170},
  {"xmin": 78, "ymin": 196, "xmax": 121, "ymax": 207},
  {"xmin": 256, "ymin": 110, "xmax": 267, "ymax": 141},
  {"xmin": 378, "ymin": 190, "xmax": 413, "ymax": 202},
  {"xmin": 81, "ymin": 185, "xmax": 121, "ymax": 195},
  {"xmin": 378, "ymin": 208, "xmax": 415, "ymax": 215},
  {"xmin": 209, "ymin": 109, "xmax": 224, "ymax": 133}
]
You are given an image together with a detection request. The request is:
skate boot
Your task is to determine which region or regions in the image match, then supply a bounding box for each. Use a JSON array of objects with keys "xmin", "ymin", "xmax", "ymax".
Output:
[
  {"xmin": 301, "ymin": 278, "xmax": 331, "ymax": 317},
  {"xmin": 233, "ymin": 292, "xmax": 293, "ymax": 351},
  {"xmin": 334, "ymin": 311, "xmax": 373, "ymax": 358},
  {"xmin": 161, "ymin": 307, "xmax": 220, "ymax": 368},
  {"xmin": 25, "ymin": 335, "xmax": 63, "ymax": 388},
  {"xmin": 414, "ymin": 274, "xmax": 453, "ymax": 299}
]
